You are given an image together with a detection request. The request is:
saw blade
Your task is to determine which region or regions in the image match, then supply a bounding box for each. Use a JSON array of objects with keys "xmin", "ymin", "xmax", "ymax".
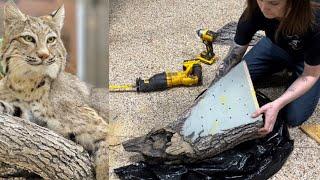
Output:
[{"xmin": 109, "ymin": 84, "xmax": 137, "ymax": 92}]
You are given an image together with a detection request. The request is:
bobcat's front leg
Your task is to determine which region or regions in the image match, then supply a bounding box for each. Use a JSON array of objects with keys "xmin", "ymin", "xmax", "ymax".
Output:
[
  {"xmin": 0, "ymin": 100, "xmax": 21, "ymax": 117},
  {"xmin": 94, "ymin": 139, "xmax": 109, "ymax": 180}
]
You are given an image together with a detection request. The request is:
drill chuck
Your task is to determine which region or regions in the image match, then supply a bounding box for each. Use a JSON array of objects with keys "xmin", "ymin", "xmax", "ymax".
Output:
[{"xmin": 197, "ymin": 29, "xmax": 216, "ymax": 42}]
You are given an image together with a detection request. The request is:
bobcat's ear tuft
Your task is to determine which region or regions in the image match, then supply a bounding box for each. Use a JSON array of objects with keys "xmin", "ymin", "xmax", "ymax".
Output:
[
  {"xmin": 50, "ymin": 5, "xmax": 65, "ymax": 31},
  {"xmin": 4, "ymin": 1, "xmax": 27, "ymax": 26}
]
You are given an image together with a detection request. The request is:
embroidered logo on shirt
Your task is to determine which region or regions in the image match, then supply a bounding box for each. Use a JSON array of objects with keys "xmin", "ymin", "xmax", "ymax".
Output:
[{"xmin": 285, "ymin": 35, "xmax": 303, "ymax": 50}]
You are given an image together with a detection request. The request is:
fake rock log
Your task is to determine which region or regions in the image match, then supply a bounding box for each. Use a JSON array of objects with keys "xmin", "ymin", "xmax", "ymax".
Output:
[{"xmin": 123, "ymin": 61, "xmax": 264, "ymax": 163}]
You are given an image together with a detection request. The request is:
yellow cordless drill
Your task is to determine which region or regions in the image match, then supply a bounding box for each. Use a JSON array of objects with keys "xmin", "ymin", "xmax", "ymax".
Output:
[
  {"xmin": 196, "ymin": 29, "xmax": 219, "ymax": 65},
  {"xmin": 109, "ymin": 29, "xmax": 218, "ymax": 92}
]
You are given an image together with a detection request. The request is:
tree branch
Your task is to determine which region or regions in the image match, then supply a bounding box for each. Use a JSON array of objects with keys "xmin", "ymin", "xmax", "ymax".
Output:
[{"xmin": 0, "ymin": 114, "xmax": 94, "ymax": 180}]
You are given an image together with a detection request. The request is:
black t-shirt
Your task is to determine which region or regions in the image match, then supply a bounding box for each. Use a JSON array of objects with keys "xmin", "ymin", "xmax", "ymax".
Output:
[{"xmin": 234, "ymin": 7, "xmax": 320, "ymax": 66}]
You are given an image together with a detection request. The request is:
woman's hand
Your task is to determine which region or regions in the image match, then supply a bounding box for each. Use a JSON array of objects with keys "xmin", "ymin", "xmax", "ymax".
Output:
[
  {"xmin": 251, "ymin": 101, "xmax": 282, "ymax": 135},
  {"xmin": 251, "ymin": 63, "xmax": 320, "ymax": 135}
]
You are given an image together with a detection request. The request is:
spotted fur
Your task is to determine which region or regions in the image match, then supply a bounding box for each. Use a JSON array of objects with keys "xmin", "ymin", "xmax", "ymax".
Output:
[{"xmin": 0, "ymin": 2, "xmax": 108, "ymax": 180}]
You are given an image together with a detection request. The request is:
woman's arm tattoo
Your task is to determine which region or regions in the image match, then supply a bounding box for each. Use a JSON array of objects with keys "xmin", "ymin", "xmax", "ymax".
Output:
[
  {"xmin": 301, "ymin": 76, "xmax": 308, "ymax": 83},
  {"xmin": 286, "ymin": 76, "xmax": 308, "ymax": 93}
]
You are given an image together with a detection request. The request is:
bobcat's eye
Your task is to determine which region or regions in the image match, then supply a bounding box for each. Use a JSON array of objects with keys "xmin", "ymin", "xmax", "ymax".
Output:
[
  {"xmin": 23, "ymin": 35, "xmax": 35, "ymax": 43},
  {"xmin": 47, "ymin": 37, "xmax": 56, "ymax": 43}
]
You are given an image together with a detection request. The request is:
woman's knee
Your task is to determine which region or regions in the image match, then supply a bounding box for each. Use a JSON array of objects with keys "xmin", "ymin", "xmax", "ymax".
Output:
[
  {"xmin": 285, "ymin": 117, "xmax": 306, "ymax": 127},
  {"xmin": 282, "ymin": 106, "xmax": 314, "ymax": 127},
  {"xmin": 284, "ymin": 80, "xmax": 320, "ymax": 127}
]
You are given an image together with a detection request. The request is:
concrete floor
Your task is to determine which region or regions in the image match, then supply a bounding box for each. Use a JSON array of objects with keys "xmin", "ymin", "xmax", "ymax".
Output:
[{"xmin": 109, "ymin": 1, "xmax": 320, "ymax": 179}]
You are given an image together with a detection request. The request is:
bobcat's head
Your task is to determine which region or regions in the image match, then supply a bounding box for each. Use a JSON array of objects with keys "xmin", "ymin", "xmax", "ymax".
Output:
[{"xmin": 1, "ymin": 2, "xmax": 67, "ymax": 80}]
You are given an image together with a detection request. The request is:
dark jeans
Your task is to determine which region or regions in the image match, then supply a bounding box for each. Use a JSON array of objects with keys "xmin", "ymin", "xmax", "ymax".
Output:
[{"xmin": 243, "ymin": 37, "xmax": 320, "ymax": 126}]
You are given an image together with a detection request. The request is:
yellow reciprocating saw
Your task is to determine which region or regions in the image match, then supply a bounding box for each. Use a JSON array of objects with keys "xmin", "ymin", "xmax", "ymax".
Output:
[
  {"xmin": 109, "ymin": 60, "xmax": 202, "ymax": 92},
  {"xmin": 109, "ymin": 29, "xmax": 218, "ymax": 92}
]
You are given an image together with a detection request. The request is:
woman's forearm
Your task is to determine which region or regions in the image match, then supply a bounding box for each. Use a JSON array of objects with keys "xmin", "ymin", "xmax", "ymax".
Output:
[
  {"xmin": 274, "ymin": 67, "xmax": 320, "ymax": 109},
  {"xmin": 252, "ymin": 64, "xmax": 319, "ymax": 134}
]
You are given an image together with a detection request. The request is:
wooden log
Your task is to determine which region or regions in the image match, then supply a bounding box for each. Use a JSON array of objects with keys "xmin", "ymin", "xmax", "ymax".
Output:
[
  {"xmin": 0, "ymin": 162, "xmax": 42, "ymax": 179},
  {"xmin": 123, "ymin": 61, "xmax": 264, "ymax": 163},
  {"xmin": 0, "ymin": 114, "xmax": 94, "ymax": 179}
]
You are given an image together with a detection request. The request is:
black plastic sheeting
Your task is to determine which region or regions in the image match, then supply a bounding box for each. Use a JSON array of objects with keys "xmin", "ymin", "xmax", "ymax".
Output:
[{"xmin": 114, "ymin": 91, "xmax": 294, "ymax": 180}]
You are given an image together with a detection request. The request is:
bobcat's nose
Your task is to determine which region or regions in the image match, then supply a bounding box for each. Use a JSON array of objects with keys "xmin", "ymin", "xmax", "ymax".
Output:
[{"xmin": 36, "ymin": 48, "xmax": 49, "ymax": 60}]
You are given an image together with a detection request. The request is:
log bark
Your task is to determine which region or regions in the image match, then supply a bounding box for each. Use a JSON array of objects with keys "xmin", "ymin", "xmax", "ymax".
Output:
[
  {"xmin": 123, "ymin": 61, "xmax": 264, "ymax": 164},
  {"xmin": 123, "ymin": 121, "xmax": 263, "ymax": 163},
  {"xmin": 0, "ymin": 114, "xmax": 94, "ymax": 179}
]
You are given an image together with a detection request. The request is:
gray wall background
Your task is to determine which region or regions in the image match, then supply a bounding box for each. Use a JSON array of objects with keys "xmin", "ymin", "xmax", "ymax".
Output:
[{"xmin": 78, "ymin": 0, "xmax": 108, "ymax": 88}]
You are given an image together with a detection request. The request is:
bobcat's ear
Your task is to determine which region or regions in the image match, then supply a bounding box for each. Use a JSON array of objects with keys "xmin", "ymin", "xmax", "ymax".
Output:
[
  {"xmin": 4, "ymin": 1, "xmax": 27, "ymax": 26},
  {"xmin": 50, "ymin": 5, "xmax": 65, "ymax": 31}
]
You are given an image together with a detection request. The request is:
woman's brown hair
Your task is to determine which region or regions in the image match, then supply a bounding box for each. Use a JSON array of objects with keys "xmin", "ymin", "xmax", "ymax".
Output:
[{"xmin": 244, "ymin": 0, "xmax": 320, "ymax": 40}]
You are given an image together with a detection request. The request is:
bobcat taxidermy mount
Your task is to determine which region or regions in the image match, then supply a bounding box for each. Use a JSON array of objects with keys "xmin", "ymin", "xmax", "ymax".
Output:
[{"xmin": 0, "ymin": 2, "xmax": 108, "ymax": 180}]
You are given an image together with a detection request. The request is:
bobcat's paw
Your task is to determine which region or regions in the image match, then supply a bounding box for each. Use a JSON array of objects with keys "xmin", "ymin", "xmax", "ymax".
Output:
[{"xmin": 0, "ymin": 101, "xmax": 15, "ymax": 115}]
